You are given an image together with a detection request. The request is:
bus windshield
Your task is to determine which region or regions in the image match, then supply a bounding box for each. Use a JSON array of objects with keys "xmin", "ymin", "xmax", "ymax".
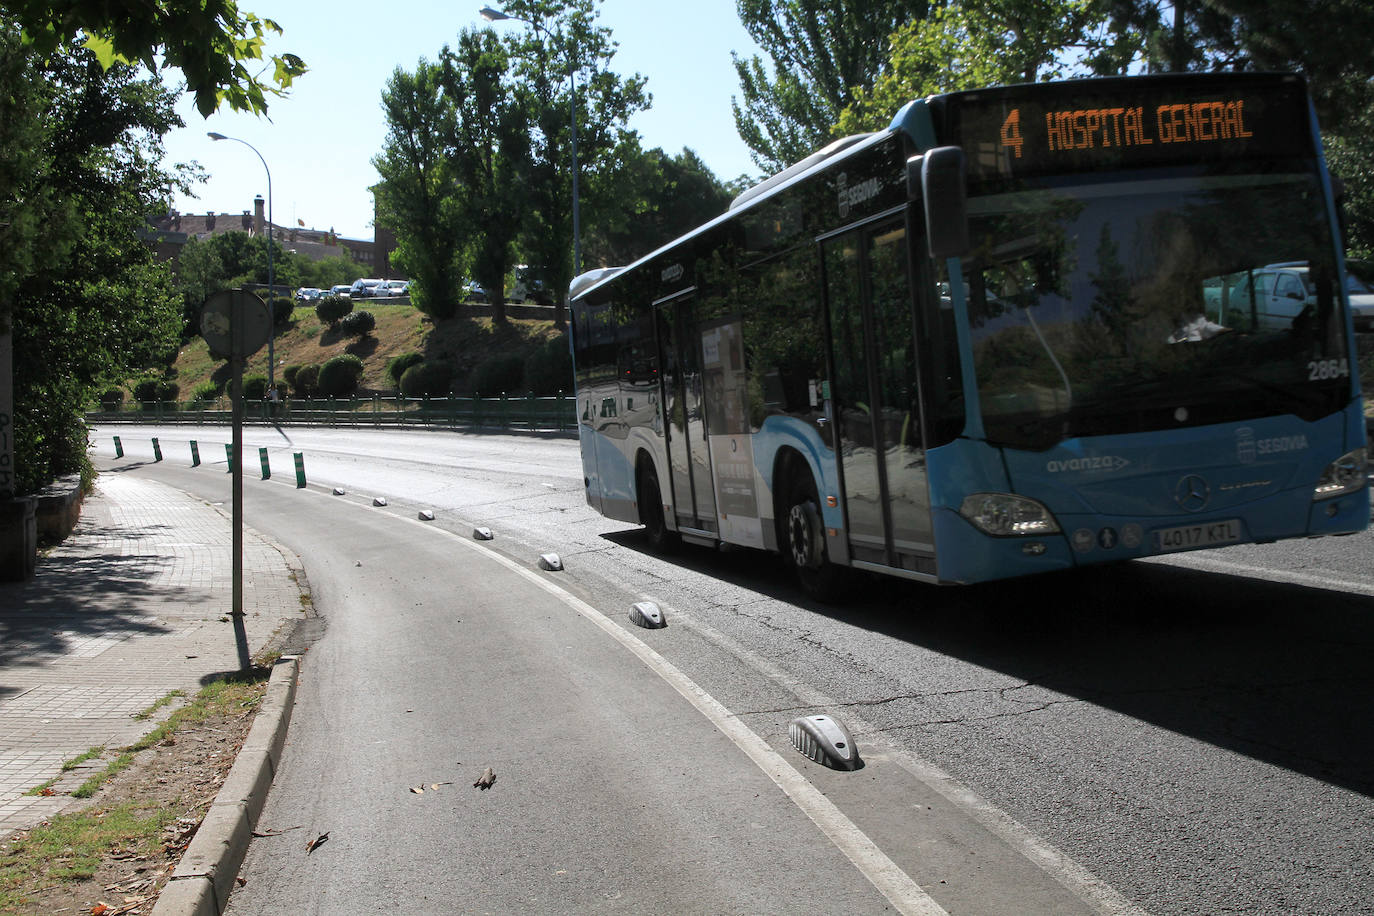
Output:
[{"xmin": 955, "ymin": 169, "xmax": 1351, "ymax": 450}]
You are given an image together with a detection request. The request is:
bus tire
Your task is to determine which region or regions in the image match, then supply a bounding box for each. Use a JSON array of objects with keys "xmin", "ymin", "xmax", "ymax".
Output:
[
  {"xmin": 784, "ymin": 471, "xmax": 843, "ymax": 601},
  {"xmin": 638, "ymin": 460, "xmax": 678, "ymax": 554}
]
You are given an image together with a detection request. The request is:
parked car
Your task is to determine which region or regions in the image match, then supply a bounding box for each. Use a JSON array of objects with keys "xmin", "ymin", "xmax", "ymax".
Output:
[
  {"xmin": 350, "ymin": 278, "xmax": 384, "ymax": 299},
  {"xmin": 328, "ymin": 284, "xmax": 353, "ymax": 299},
  {"xmin": 377, "ymin": 279, "xmax": 409, "ymax": 297},
  {"xmin": 295, "ymin": 287, "xmax": 323, "ymax": 302},
  {"xmin": 465, "ymin": 281, "xmax": 488, "ymax": 303}
]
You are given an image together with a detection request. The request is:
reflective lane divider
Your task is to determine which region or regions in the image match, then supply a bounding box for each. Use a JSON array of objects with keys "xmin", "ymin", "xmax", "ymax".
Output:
[
  {"xmin": 293, "ymin": 452, "xmax": 306, "ymax": 488},
  {"xmin": 224, "ymin": 443, "xmax": 234, "ymax": 473},
  {"xmin": 259, "ymin": 447, "xmax": 271, "ymax": 480},
  {"xmin": 190, "ymin": 440, "xmax": 201, "ymax": 467},
  {"xmin": 112, "ymin": 435, "xmax": 123, "ymax": 458},
  {"xmin": 152, "ymin": 438, "xmax": 163, "ymax": 462}
]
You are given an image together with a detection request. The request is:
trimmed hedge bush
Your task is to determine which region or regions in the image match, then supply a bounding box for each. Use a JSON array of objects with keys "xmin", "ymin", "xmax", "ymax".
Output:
[
  {"xmin": 386, "ymin": 351, "xmax": 424, "ymax": 386},
  {"xmin": 272, "ymin": 296, "xmax": 295, "ymax": 328},
  {"xmin": 132, "ymin": 378, "xmax": 179, "ymax": 406},
  {"xmin": 317, "ymin": 353, "xmax": 365, "ymax": 396},
  {"xmin": 470, "ymin": 353, "xmax": 524, "ymax": 395},
  {"xmin": 98, "ymin": 387, "xmax": 125, "ymax": 411},
  {"xmin": 190, "ymin": 380, "xmax": 222, "ymax": 404},
  {"xmin": 242, "ymin": 375, "xmax": 268, "ymax": 401},
  {"xmin": 523, "ymin": 334, "xmax": 573, "ymax": 396},
  {"xmin": 399, "ymin": 361, "xmax": 454, "ymax": 398},
  {"xmin": 340, "ymin": 309, "xmax": 375, "ymax": 337},
  {"xmin": 282, "ymin": 364, "xmax": 303, "ymax": 389},
  {"xmin": 293, "ymin": 364, "xmax": 319, "ymax": 397},
  {"xmin": 315, "ymin": 294, "xmax": 352, "ymax": 327}
]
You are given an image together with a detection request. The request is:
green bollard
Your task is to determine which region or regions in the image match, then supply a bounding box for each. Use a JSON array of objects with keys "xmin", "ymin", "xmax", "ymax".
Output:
[
  {"xmin": 152, "ymin": 437, "xmax": 163, "ymax": 462},
  {"xmin": 112, "ymin": 435, "xmax": 123, "ymax": 458},
  {"xmin": 259, "ymin": 447, "xmax": 271, "ymax": 480},
  {"xmin": 190, "ymin": 440, "xmax": 200, "ymax": 467},
  {"xmin": 224, "ymin": 443, "xmax": 234, "ymax": 473},
  {"xmin": 293, "ymin": 452, "xmax": 306, "ymax": 488}
]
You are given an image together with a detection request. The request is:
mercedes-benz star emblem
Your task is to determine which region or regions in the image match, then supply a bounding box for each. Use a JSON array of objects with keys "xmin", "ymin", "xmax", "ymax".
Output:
[{"xmin": 1174, "ymin": 474, "xmax": 1210, "ymax": 512}]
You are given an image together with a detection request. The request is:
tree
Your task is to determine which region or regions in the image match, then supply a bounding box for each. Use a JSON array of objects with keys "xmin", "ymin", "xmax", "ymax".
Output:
[
  {"xmin": 582, "ymin": 145, "xmax": 735, "ymax": 267},
  {"xmin": 447, "ymin": 29, "xmax": 532, "ymax": 326},
  {"xmin": 6, "ymin": 0, "xmax": 306, "ymax": 117},
  {"xmin": 731, "ymin": 0, "xmax": 925, "ymax": 174},
  {"xmin": 500, "ymin": 0, "xmax": 650, "ymax": 326},
  {"xmin": 1083, "ymin": 0, "xmax": 1374, "ymax": 134},
  {"xmin": 6, "ymin": 40, "xmax": 183, "ymax": 493},
  {"xmin": 374, "ymin": 60, "xmax": 466, "ymax": 320},
  {"xmin": 837, "ymin": 0, "xmax": 1099, "ymax": 134}
]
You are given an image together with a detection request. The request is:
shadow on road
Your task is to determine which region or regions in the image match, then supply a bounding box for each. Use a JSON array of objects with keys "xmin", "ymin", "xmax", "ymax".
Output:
[{"xmin": 603, "ymin": 529, "xmax": 1374, "ymax": 798}]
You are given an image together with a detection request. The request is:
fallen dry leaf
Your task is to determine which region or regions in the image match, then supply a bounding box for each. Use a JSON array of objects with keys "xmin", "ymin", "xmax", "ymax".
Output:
[
  {"xmin": 306, "ymin": 831, "xmax": 330, "ymax": 854},
  {"xmin": 473, "ymin": 767, "xmax": 496, "ymax": 789}
]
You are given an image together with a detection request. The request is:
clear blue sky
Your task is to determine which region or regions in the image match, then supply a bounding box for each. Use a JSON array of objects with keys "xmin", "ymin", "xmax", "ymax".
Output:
[{"xmin": 160, "ymin": 0, "xmax": 765, "ymax": 241}]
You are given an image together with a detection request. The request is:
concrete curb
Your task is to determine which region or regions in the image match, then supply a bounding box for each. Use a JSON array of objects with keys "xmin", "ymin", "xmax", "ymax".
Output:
[{"xmin": 151, "ymin": 655, "xmax": 300, "ymax": 916}]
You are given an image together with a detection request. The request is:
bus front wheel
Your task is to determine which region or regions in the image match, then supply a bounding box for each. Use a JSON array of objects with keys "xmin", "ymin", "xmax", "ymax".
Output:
[{"xmin": 784, "ymin": 473, "xmax": 842, "ymax": 600}]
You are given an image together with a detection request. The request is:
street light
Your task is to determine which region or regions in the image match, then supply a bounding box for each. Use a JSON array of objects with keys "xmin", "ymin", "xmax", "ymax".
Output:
[
  {"xmin": 479, "ymin": 5, "xmax": 581, "ymax": 278},
  {"xmin": 207, "ymin": 132, "xmax": 276, "ymax": 388}
]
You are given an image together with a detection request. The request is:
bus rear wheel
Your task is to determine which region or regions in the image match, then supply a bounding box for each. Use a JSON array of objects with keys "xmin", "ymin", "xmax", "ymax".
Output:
[
  {"xmin": 638, "ymin": 461, "xmax": 677, "ymax": 554},
  {"xmin": 784, "ymin": 472, "xmax": 842, "ymax": 601}
]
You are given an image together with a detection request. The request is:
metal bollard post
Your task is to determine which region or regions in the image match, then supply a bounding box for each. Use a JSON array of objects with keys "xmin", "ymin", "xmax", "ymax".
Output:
[
  {"xmin": 259, "ymin": 447, "xmax": 271, "ymax": 480},
  {"xmin": 113, "ymin": 435, "xmax": 123, "ymax": 458},
  {"xmin": 190, "ymin": 440, "xmax": 201, "ymax": 467},
  {"xmin": 152, "ymin": 437, "xmax": 163, "ymax": 462},
  {"xmin": 224, "ymin": 443, "xmax": 234, "ymax": 473},
  {"xmin": 293, "ymin": 452, "xmax": 306, "ymax": 488}
]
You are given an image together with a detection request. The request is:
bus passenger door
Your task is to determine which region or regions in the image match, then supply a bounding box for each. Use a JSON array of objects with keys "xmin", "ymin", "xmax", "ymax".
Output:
[
  {"xmin": 656, "ymin": 292, "xmax": 718, "ymax": 534},
  {"xmin": 821, "ymin": 217, "xmax": 935, "ymax": 574}
]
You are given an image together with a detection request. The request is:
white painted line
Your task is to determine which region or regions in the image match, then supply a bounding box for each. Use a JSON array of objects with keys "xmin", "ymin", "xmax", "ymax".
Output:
[{"xmin": 1144, "ymin": 553, "xmax": 1374, "ymax": 596}]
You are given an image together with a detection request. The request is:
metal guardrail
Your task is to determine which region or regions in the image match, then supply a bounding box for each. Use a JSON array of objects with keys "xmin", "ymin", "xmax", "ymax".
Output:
[{"xmin": 89, "ymin": 392, "xmax": 577, "ymax": 435}]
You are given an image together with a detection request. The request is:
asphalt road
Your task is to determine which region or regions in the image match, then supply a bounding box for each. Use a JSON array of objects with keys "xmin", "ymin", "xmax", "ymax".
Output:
[{"xmin": 96, "ymin": 424, "xmax": 1374, "ymax": 915}]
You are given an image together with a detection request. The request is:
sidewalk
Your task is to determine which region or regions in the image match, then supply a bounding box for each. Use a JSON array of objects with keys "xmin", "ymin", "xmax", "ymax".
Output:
[{"xmin": 0, "ymin": 470, "xmax": 306, "ymax": 834}]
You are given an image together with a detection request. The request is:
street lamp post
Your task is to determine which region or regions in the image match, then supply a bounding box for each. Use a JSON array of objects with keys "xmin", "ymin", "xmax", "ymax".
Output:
[
  {"xmin": 208, "ymin": 132, "xmax": 276, "ymax": 388},
  {"xmin": 479, "ymin": 6, "xmax": 581, "ymax": 278}
]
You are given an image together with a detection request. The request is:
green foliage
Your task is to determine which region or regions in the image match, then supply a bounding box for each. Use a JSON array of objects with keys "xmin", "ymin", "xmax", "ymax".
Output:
[
  {"xmin": 523, "ymin": 333, "xmax": 573, "ymax": 395},
  {"xmin": 374, "ymin": 60, "xmax": 465, "ymax": 320},
  {"xmin": 470, "ymin": 352, "xmax": 525, "ymax": 395},
  {"xmin": 314, "ymin": 294, "xmax": 352, "ymax": 327},
  {"xmin": 316, "ymin": 353, "xmax": 364, "ymax": 397},
  {"xmin": 387, "ymin": 351, "xmax": 425, "ymax": 386},
  {"xmin": 97, "ymin": 387, "xmax": 124, "ymax": 411},
  {"xmin": 8, "ymin": 0, "xmax": 308, "ymax": 118},
  {"xmin": 732, "ymin": 0, "xmax": 921, "ymax": 173},
  {"xmin": 399, "ymin": 360, "xmax": 454, "ymax": 398},
  {"xmin": 242, "ymin": 374, "xmax": 268, "ymax": 401},
  {"xmin": 292, "ymin": 363, "xmax": 319, "ymax": 397},
  {"xmin": 132, "ymin": 378, "xmax": 179, "ymax": 405},
  {"xmin": 190, "ymin": 380, "xmax": 222, "ymax": 404},
  {"xmin": 271, "ymin": 295, "xmax": 294, "ymax": 328},
  {"xmin": 282, "ymin": 364, "xmax": 303, "ymax": 388},
  {"xmin": 339, "ymin": 309, "xmax": 376, "ymax": 337}
]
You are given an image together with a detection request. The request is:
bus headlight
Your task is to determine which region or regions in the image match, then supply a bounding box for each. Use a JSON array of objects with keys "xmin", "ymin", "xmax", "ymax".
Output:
[
  {"xmin": 959, "ymin": 493, "xmax": 1061, "ymax": 536},
  {"xmin": 1313, "ymin": 447, "xmax": 1367, "ymax": 500}
]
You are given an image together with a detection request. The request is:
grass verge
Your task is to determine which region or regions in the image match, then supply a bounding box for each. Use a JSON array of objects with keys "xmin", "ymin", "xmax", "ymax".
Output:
[{"xmin": 0, "ymin": 667, "xmax": 272, "ymax": 915}]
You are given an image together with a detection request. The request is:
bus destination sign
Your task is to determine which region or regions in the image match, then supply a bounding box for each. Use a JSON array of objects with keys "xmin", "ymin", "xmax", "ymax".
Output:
[{"xmin": 950, "ymin": 79, "xmax": 1309, "ymax": 182}]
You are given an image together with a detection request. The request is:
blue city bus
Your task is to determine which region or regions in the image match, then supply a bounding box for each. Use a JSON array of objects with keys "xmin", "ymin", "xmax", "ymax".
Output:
[{"xmin": 569, "ymin": 72, "xmax": 1369, "ymax": 595}]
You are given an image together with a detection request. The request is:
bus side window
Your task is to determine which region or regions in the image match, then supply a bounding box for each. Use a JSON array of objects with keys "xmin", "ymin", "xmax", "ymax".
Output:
[{"xmin": 928, "ymin": 261, "xmax": 967, "ymax": 446}]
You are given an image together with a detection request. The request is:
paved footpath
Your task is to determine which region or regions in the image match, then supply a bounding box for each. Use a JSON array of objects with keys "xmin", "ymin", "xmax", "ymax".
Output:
[{"xmin": 0, "ymin": 469, "xmax": 305, "ymax": 834}]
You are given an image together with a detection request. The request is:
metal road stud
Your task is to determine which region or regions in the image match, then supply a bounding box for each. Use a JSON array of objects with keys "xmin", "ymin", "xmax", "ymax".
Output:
[
  {"xmin": 538, "ymin": 553, "xmax": 563, "ymax": 571},
  {"xmin": 112, "ymin": 435, "xmax": 123, "ymax": 458},
  {"xmin": 293, "ymin": 452, "xmax": 306, "ymax": 488},
  {"xmin": 419, "ymin": 509, "xmax": 436, "ymax": 521},
  {"xmin": 788, "ymin": 714, "xmax": 862, "ymax": 771},
  {"xmin": 372, "ymin": 496, "xmax": 388, "ymax": 507},
  {"xmin": 331, "ymin": 487, "xmax": 346, "ymax": 496},
  {"xmin": 473, "ymin": 527, "xmax": 494, "ymax": 540},
  {"xmin": 629, "ymin": 601, "xmax": 666, "ymax": 629},
  {"xmin": 190, "ymin": 440, "xmax": 201, "ymax": 467},
  {"xmin": 259, "ymin": 447, "xmax": 271, "ymax": 479},
  {"xmin": 151, "ymin": 437, "xmax": 162, "ymax": 462}
]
